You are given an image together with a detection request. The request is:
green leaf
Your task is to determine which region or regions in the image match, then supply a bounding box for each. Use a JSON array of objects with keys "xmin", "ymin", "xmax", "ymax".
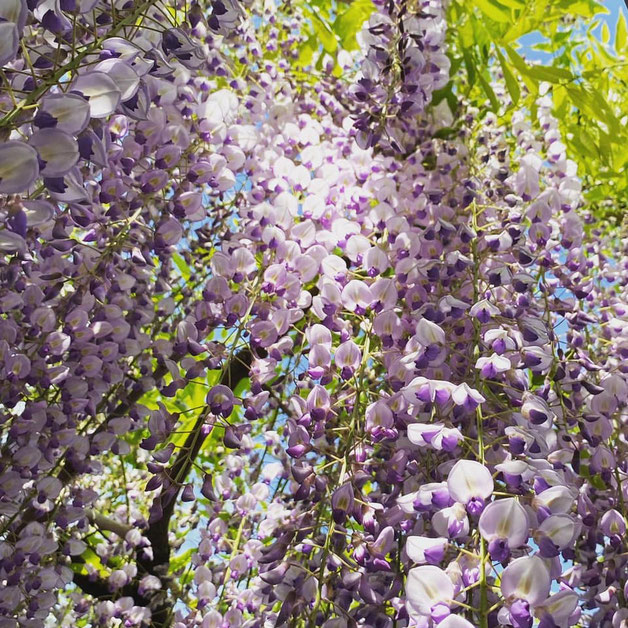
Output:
[
  {"xmin": 601, "ymin": 22, "xmax": 610, "ymax": 44},
  {"xmin": 477, "ymin": 72, "xmax": 500, "ymax": 111},
  {"xmin": 473, "ymin": 0, "xmax": 511, "ymax": 23},
  {"xmin": 565, "ymin": 85, "xmax": 621, "ymax": 137},
  {"xmin": 504, "ymin": 44, "xmax": 539, "ymax": 93},
  {"xmin": 170, "ymin": 548, "xmax": 195, "ymax": 573},
  {"xmin": 505, "ymin": 44, "xmax": 572, "ymax": 84},
  {"xmin": 297, "ymin": 34, "xmax": 318, "ymax": 68},
  {"xmin": 333, "ymin": 0, "xmax": 374, "ymax": 51},
  {"xmin": 462, "ymin": 48, "xmax": 477, "ymax": 86},
  {"xmin": 556, "ymin": 0, "xmax": 608, "ymax": 18},
  {"xmin": 495, "ymin": 47, "xmax": 520, "ymax": 106},
  {"xmin": 616, "ymin": 11, "xmax": 627, "ymax": 52},
  {"xmin": 305, "ymin": 9, "xmax": 338, "ymax": 54},
  {"xmin": 495, "ymin": 0, "xmax": 525, "ymax": 8},
  {"xmin": 433, "ymin": 127, "xmax": 458, "ymax": 139},
  {"xmin": 172, "ymin": 251, "xmax": 190, "ymax": 280},
  {"xmin": 524, "ymin": 64, "xmax": 573, "ymax": 83}
]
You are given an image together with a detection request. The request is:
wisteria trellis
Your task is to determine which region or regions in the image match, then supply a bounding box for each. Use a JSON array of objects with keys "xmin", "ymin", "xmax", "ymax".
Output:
[{"xmin": 0, "ymin": 0, "xmax": 626, "ymax": 627}]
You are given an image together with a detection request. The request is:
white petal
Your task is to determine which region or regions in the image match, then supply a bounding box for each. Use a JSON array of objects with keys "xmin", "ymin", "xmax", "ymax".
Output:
[
  {"xmin": 447, "ymin": 460, "xmax": 494, "ymax": 503},
  {"xmin": 501, "ymin": 555, "xmax": 551, "ymax": 606},
  {"xmin": 538, "ymin": 515, "xmax": 578, "ymax": 549},
  {"xmin": 406, "ymin": 565, "xmax": 454, "ymax": 615},
  {"xmin": 405, "ymin": 536, "xmax": 447, "ymax": 564},
  {"xmin": 438, "ymin": 616, "xmax": 475, "ymax": 628},
  {"xmin": 73, "ymin": 72, "xmax": 121, "ymax": 118},
  {"xmin": 479, "ymin": 498, "xmax": 529, "ymax": 547}
]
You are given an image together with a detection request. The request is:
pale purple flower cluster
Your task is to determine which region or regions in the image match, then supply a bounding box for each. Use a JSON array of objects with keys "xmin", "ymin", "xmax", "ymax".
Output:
[
  {"xmin": 351, "ymin": 0, "xmax": 450, "ymax": 152},
  {"xmin": 0, "ymin": 0, "xmax": 625, "ymax": 627}
]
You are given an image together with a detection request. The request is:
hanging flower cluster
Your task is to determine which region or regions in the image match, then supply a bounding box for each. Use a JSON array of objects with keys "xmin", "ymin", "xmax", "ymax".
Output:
[
  {"xmin": 351, "ymin": 0, "xmax": 450, "ymax": 152},
  {"xmin": 0, "ymin": 0, "xmax": 626, "ymax": 627}
]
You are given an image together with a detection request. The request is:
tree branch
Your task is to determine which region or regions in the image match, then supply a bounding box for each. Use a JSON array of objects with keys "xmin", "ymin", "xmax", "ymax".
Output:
[{"xmin": 141, "ymin": 348, "xmax": 253, "ymax": 576}]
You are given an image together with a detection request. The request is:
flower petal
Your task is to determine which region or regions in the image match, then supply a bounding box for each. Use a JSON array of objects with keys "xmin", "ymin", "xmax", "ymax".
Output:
[
  {"xmin": 447, "ymin": 460, "xmax": 494, "ymax": 504},
  {"xmin": 29, "ymin": 129, "xmax": 79, "ymax": 177},
  {"xmin": 501, "ymin": 555, "xmax": 551, "ymax": 606},
  {"xmin": 405, "ymin": 536, "xmax": 448, "ymax": 564},
  {"xmin": 438, "ymin": 616, "xmax": 475, "ymax": 628},
  {"xmin": 37, "ymin": 93, "xmax": 91, "ymax": 134},
  {"xmin": 479, "ymin": 498, "xmax": 529, "ymax": 547},
  {"xmin": 0, "ymin": 229, "xmax": 26, "ymax": 252},
  {"xmin": 0, "ymin": 21, "xmax": 19, "ymax": 66},
  {"xmin": 538, "ymin": 514, "xmax": 578, "ymax": 549},
  {"xmin": 22, "ymin": 200, "xmax": 55, "ymax": 226},
  {"xmin": 406, "ymin": 565, "xmax": 454, "ymax": 616},
  {"xmin": 72, "ymin": 72, "xmax": 121, "ymax": 118},
  {"xmin": 0, "ymin": 141, "xmax": 39, "ymax": 193},
  {"xmin": 94, "ymin": 58, "xmax": 140, "ymax": 101}
]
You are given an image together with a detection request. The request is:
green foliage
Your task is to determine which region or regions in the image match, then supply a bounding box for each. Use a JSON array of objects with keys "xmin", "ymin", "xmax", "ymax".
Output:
[
  {"xmin": 333, "ymin": 0, "xmax": 374, "ymax": 51},
  {"xmin": 449, "ymin": 0, "xmax": 628, "ymax": 228},
  {"xmin": 296, "ymin": 0, "xmax": 374, "ymax": 70}
]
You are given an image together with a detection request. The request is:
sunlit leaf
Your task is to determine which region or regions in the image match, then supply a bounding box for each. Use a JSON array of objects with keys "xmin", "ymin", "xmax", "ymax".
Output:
[
  {"xmin": 477, "ymin": 72, "xmax": 500, "ymax": 111},
  {"xmin": 305, "ymin": 8, "xmax": 338, "ymax": 54},
  {"xmin": 495, "ymin": 47, "xmax": 520, "ymax": 107},
  {"xmin": 472, "ymin": 0, "xmax": 511, "ymax": 23},
  {"xmin": 333, "ymin": 0, "xmax": 374, "ymax": 51},
  {"xmin": 616, "ymin": 11, "xmax": 627, "ymax": 52}
]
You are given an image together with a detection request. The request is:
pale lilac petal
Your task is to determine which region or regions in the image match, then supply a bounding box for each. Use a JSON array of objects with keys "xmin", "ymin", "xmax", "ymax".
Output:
[
  {"xmin": 77, "ymin": 0, "xmax": 100, "ymax": 13},
  {"xmin": 29, "ymin": 129, "xmax": 79, "ymax": 177},
  {"xmin": 535, "ymin": 590, "xmax": 579, "ymax": 623},
  {"xmin": 451, "ymin": 383, "xmax": 486, "ymax": 409},
  {"xmin": 479, "ymin": 498, "xmax": 529, "ymax": 547},
  {"xmin": 72, "ymin": 72, "xmax": 121, "ymax": 118},
  {"xmin": 0, "ymin": 141, "xmax": 39, "ymax": 193},
  {"xmin": 22, "ymin": 200, "xmax": 55, "ymax": 226},
  {"xmin": 447, "ymin": 460, "xmax": 494, "ymax": 504},
  {"xmin": 47, "ymin": 168, "xmax": 88, "ymax": 203},
  {"xmin": 0, "ymin": 22, "xmax": 19, "ymax": 66},
  {"xmin": 406, "ymin": 565, "xmax": 454, "ymax": 616},
  {"xmin": 600, "ymin": 509, "xmax": 626, "ymax": 537},
  {"xmin": 432, "ymin": 503, "xmax": 469, "ymax": 539},
  {"xmin": 416, "ymin": 318, "xmax": 445, "ymax": 345},
  {"xmin": 438, "ymin": 616, "xmax": 475, "ymax": 628},
  {"xmin": 341, "ymin": 280, "xmax": 373, "ymax": 313},
  {"xmin": 533, "ymin": 486, "xmax": 575, "ymax": 514},
  {"xmin": 0, "ymin": 229, "xmax": 26, "ymax": 252},
  {"xmin": 501, "ymin": 555, "xmax": 551, "ymax": 606},
  {"xmin": 94, "ymin": 58, "xmax": 140, "ymax": 101},
  {"xmin": 120, "ymin": 83, "xmax": 150, "ymax": 120},
  {"xmin": 538, "ymin": 515, "xmax": 579, "ymax": 549},
  {"xmin": 156, "ymin": 218, "xmax": 183, "ymax": 246},
  {"xmin": 0, "ymin": 0, "xmax": 27, "ymax": 32},
  {"xmin": 102, "ymin": 37, "xmax": 142, "ymax": 61},
  {"xmin": 405, "ymin": 536, "xmax": 448, "ymax": 564},
  {"xmin": 407, "ymin": 423, "xmax": 442, "ymax": 446},
  {"xmin": 37, "ymin": 93, "xmax": 91, "ymax": 134}
]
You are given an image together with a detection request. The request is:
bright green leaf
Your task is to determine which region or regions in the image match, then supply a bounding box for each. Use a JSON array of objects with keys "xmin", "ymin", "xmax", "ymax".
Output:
[
  {"xmin": 170, "ymin": 548, "xmax": 195, "ymax": 573},
  {"xmin": 297, "ymin": 34, "xmax": 317, "ymax": 68},
  {"xmin": 477, "ymin": 72, "xmax": 500, "ymax": 111},
  {"xmin": 305, "ymin": 9, "xmax": 338, "ymax": 54},
  {"xmin": 172, "ymin": 251, "xmax": 190, "ymax": 280},
  {"xmin": 495, "ymin": 47, "xmax": 520, "ymax": 106},
  {"xmin": 462, "ymin": 48, "xmax": 477, "ymax": 86},
  {"xmin": 616, "ymin": 11, "xmax": 627, "ymax": 51},
  {"xmin": 601, "ymin": 22, "xmax": 610, "ymax": 44},
  {"xmin": 504, "ymin": 44, "xmax": 572, "ymax": 83},
  {"xmin": 473, "ymin": 0, "xmax": 511, "ymax": 23},
  {"xmin": 333, "ymin": 0, "xmax": 374, "ymax": 51}
]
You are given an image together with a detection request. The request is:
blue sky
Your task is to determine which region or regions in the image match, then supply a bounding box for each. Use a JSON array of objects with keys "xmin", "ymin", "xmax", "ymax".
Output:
[{"xmin": 519, "ymin": 0, "xmax": 628, "ymax": 61}]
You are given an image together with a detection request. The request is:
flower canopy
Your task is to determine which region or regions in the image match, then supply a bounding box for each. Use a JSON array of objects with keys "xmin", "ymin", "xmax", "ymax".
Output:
[{"xmin": 0, "ymin": 0, "xmax": 626, "ymax": 627}]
